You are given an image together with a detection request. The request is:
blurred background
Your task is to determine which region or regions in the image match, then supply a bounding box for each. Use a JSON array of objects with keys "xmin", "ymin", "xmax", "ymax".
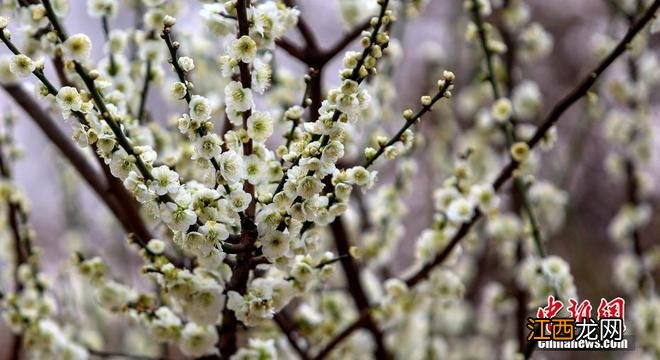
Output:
[{"xmin": 0, "ymin": 0, "xmax": 658, "ymax": 358}]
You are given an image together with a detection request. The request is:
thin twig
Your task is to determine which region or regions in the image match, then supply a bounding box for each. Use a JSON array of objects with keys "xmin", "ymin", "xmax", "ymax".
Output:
[
  {"xmin": 273, "ymin": 312, "xmax": 311, "ymax": 360},
  {"xmin": 323, "ymin": 18, "xmax": 372, "ymax": 62},
  {"xmin": 328, "ymin": 215, "xmax": 391, "ymax": 359},
  {"xmin": 469, "ymin": 0, "xmax": 547, "ymax": 257},
  {"xmin": 276, "ymin": 37, "xmax": 306, "ymax": 61},
  {"xmin": 364, "ymin": 79, "xmax": 453, "ymax": 168},
  {"xmin": 312, "ymin": 310, "xmax": 371, "ymax": 360},
  {"xmin": 101, "ymin": 16, "xmax": 117, "ymax": 76},
  {"xmin": 0, "ymin": 133, "xmax": 26, "ymax": 359},
  {"xmin": 137, "ymin": 59, "xmax": 152, "ymax": 123}
]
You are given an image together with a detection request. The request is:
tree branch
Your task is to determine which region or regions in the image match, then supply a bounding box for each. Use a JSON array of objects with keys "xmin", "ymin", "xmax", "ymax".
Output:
[
  {"xmin": 312, "ymin": 310, "xmax": 371, "ymax": 360},
  {"xmin": 276, "ymin": 37, "xmax": 306, "ymax": 61},
  {"xmin": 0, "ymin": 85, "xmax": 144, "ymax": 236},
  {"xmin": 329, "ymin": 216, "xmax": 390, "ymax": 359},
  {"xmin": 323, "ymin": 18, "xmax": 372, "ymax": 63},
  {"xmin": 274, "ymin": 312, "xmax": 311, "ymax": 360},
  {"xmin": 0, "ymin": 133, "xmax": 26, "ymax": 360}
]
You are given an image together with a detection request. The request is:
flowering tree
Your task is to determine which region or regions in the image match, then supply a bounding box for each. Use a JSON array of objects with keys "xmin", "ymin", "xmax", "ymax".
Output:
[{"xmin": 0, "ymin": 0, "xmax": 659, "ymax": 359}]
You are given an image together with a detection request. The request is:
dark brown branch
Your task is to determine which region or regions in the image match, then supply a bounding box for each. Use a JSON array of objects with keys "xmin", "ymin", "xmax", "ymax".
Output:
[
  {"xmin": 329, "ymin": 216, "xmax": 390, "ymax": 360},
  {"xmin": 161, "ymin": 28, "xmax": 192, "ymax": 103},
  {"xmin": 137, "ymin": 59, "xmax": 152, "ymax": 123},
  {"xmin": 283, "ymin": 68, "xmax": 317, "ymax": 154},
  {"xmin": 218, "ymin": 217, "xmax": 257, "ymax": 356},
  {"xmin": 308, "ymin": 67, "xmax": 323, "ymax": 123},
  {"xmin": 276, "ymin": 37, "xmax": 306, "ymax": 61},
  {"xmin": 296, "ymin": 19, "xmax": 319, "ymax": 52},
  {"xmin": 353, "ymin": 190, "xmax": 372, "ymax": 231},
  {"xmin": 0, "ymin": 138, "xmax": 25, "ymax": 360},
  {"xmin": 312, "ymin": 310, "xmax": 371, "ymax": 360},
  {"xmin": 323, "ymin": 18, "xmax": 372, "ymax": 62},
  {"xmin": 218, "ymin": 0, "xmax": 260, "ymax": 356},
  {"xmin": 53, "ymin": 43, "xmax": 154, "ymax": 245},
  {"xmin": 52, "ymin": 55, "xmax": 71, "ymax": 87},
  {"xmin": 275, "ymin": 13, "xmax": 372, "ymax": 66},
  {"xmin": 0, "ymin": 86, "xmax": 140, "ymax": 235},
  {"xmin": 274, "ymin": 312, "xmax": 311, "ymax": 360},
  {"xmin": 101, "ymin": 16, "xmax": 118, "ymax": 76},
  {"xmin": 282, "ymin": 0, "xmax": 320, "ymax": 52},
  {"xmin": 235, "ymin": 0, "xmax": 255, "ymax": 219}
]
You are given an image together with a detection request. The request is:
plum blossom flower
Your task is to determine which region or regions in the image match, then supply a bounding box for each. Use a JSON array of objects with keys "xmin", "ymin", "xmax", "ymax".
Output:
[
  {"xmin": 179, "ymin": 323, "xmax": 219, "ymax": 357},
  {"xmin": 149, "ymin": 165, "xmax": 180, "ymax": 196},
  {"xmin": 63, "ymin": 34, "xmax": 92, "ymax": 61},
  {"xmin": 218, "ymin": 150, "xmax": 246, "ymax": 184},
  {"xmin": 225, "ymin": 81, "xmax": 253, "ymax": 112},
  {"xmin": 9, "ymin": 54, "xmax": 35, "ymax": 77}
]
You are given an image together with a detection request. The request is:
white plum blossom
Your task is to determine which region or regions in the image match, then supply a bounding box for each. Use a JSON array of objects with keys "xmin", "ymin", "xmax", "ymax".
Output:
[
  {"xmin": 218, "ymin": 150, "xmax": 246, "ymax": 184},
  {"xmin": 447, "ymin": 197, "xmax": 475, "ymax": 223},
  {"xmin": 512, "ymin": 80, "xmax": 541, "ymax": 119},
  {"xmin": 9, "ymin": 54, "xmax": 35, "ymax": 77},
  {"xmin": 261, "ymin": 230, "xmax": 290, "ymax": 261},
  {"xmin": 232, "ymin": 338, "xmax": 277, "ymax": 360},
  {"xmin": 146, "ymin": 239, "xmax": 165, "ymax": 254},
  {"xmin": 63, "ymin": 34, "xmax": 92, "ymax": 61},
  {"xmin": 251, "ymin": 57, "xmax": 272, "ymax": 94},
  {"xmin": 348, "ymin": 166, "xmax": 377, "ymax": 189},
  {"xmin": 149, "ymin": 165, "xmax": 180, "ymax": 196},
  {"xmin": 178, "ymin": 56, "xmax": 195, "ymax": 72},
  {"xmin": 469, "ymin": 184, "xmax": 499, "ymax": 212},
  {"xmin": 541, "ymin": 255, "xmax": 570, "ymax": 286},
  {"xmin": 189, "ymin": 95, "xmax": 212, "ymax": 122},
  {"xmin": 194, "ymin": 133, "xmax": 222, "ymax": 160},
  {"xmin": 87, "ymin": 0, "xmax": 118, "ymax": 18},
  {"xmin": 229, "ymin": 189, "xmax": 252, "ymax": 212},
  {"xmin": 148, "ymin": 307, "xmax": 183, "ymax": 342},
  {"xmin": 519, "ymin": 22, "xmax": 554, "ymax": 61},
  {"xmin": 108, "ymin": 149, "xmax": 136, "ymax": 180},
  {"xmin": 229, "ymin": 35, "xmax": 257, "ymax": 63},
  {"xmin": 160, "ymin": 201, "xmax": 197, "ymax": 232},
  {"xmin": 246, "ymin": 111, "xmax": 274, "ymax": 142},
  {"xmin": 184, "ymin": 281, "xmax": 225, "ymax": 325},
  {"xmin": 170, "ymin": 82, "xmax": 188, "ymax": 101},
  {"xmin": 56, "ymin": 86, "xmax": 82, "ymax": 112},
  {"xmin": 0, "ymin": 55, "xmax": 18, "ymax": 84},
  {"xmin": 225, "ymin": 81, "xmax": 253, "ymax": 112},
  {"xmin": 179, "ymin": 323, "xmax": 219, "ymax": 357},
  {"xmin": 491, "ymin": 97, "xmax": 512, "ymax": 123}
]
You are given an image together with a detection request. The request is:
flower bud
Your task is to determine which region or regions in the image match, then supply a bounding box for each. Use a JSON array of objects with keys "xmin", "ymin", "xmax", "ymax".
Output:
[
  {"xmin": 163, "ymin": 15, "xmax": 176, "ymax": 27},
  {"xmin": 510, "ymin": 142, "xmax": 530, "ymax": 162},
  {"xmin": 421, "ymin": 95, "xmax": 432, "ymax": 106},
  {"xmin": 443, "ymin": 70, "xmax": 455, "ymax": 82}
]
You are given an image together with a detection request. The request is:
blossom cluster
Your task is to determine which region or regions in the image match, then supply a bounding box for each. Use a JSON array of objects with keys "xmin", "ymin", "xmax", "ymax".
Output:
[{"xmin": 0, "ymin": 0, "xmax": 658, "ymax": 359}]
